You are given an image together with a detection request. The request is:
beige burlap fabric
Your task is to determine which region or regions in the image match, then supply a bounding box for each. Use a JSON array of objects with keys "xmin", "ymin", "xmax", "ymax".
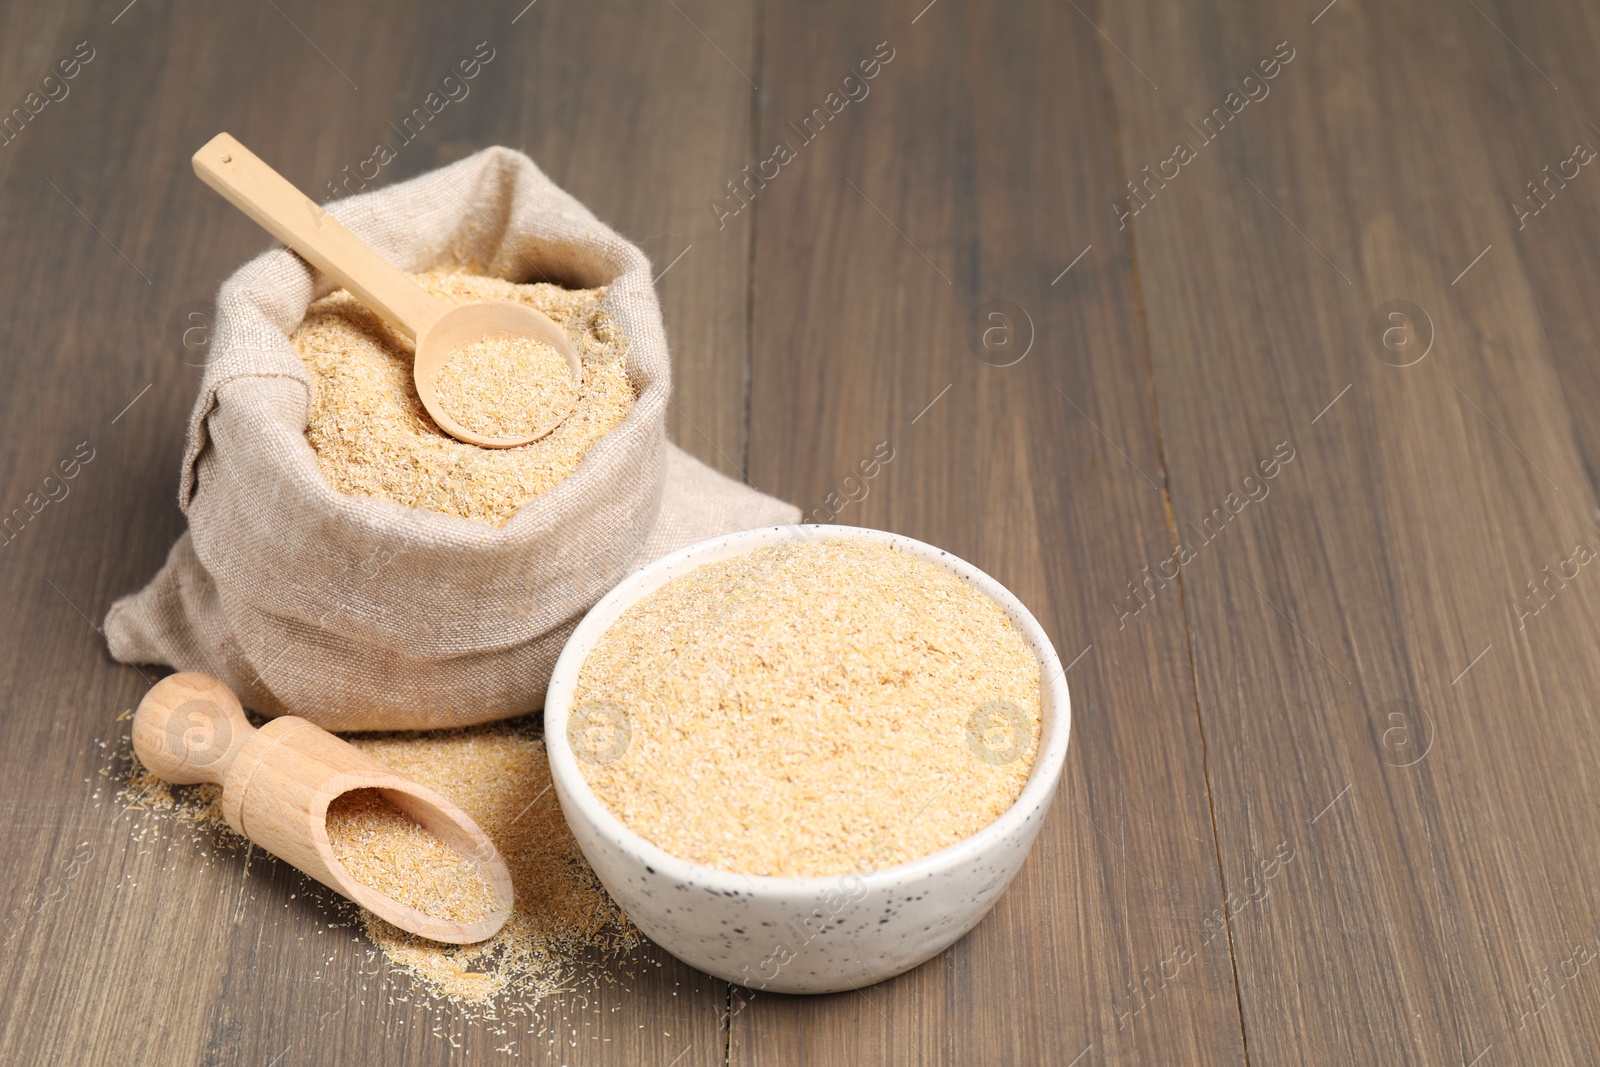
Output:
[{"xmin": 105, "ymin": 147, "xmax": 797, "ymax": 731}]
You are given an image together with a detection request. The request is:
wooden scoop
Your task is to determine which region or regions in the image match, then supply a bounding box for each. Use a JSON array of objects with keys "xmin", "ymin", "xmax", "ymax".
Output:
[
  {"xmin": 191, "ymin": 132, "xmax": 580, "ymax": 448},
  {"xmin": 132, "ymin": 673, "xmax": 514, "ymax": 944}
]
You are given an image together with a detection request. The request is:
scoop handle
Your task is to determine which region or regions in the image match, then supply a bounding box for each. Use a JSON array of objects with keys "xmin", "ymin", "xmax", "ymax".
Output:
[
  {"xmin": 132, "ymin": 672, "xmax": 255, "ymax": 785},
  {"xmin": 191, "ymin": 132, "xmax": 446, "ymax": 340}
]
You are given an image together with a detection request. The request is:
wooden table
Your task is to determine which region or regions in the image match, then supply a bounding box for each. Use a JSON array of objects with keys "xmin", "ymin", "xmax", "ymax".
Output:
[{"xmin": 4, "ymin": 0, "xmax": 1599, "ymax": 1063}]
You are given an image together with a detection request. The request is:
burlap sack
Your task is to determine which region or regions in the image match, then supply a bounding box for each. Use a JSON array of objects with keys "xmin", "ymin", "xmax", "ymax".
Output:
[{"xmin": 105, "ymin": 147, "xmax": 797, "ymax": 731}]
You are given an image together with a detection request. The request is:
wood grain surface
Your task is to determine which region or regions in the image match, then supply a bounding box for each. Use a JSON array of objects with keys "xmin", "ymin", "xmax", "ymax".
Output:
[
  {"xmin": 1096, "ymin": 1, "xmax": 1600, "ymax": 1063},
  {"xmin": 4, "ymin": 0, "xmax": 1600, "ymax": 1064},
  {"xmin": 737, "ymin": 1, "xmax": 1241, "ymax": 1064}
]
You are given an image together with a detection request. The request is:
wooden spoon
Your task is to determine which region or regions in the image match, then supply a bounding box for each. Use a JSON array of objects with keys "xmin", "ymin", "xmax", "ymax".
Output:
[
  {"xmin": 132, "ymin": 672, "xmax": 514, "ymax": 944},
  {"xmin": 192, "ymin": 132, "xmax": 580, "ymax": 448}
]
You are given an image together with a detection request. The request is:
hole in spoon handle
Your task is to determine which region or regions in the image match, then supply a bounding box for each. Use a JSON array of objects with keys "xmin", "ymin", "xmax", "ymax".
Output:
[{"xmin": 190, "ymin": 132, "xmax": 447, "ymax": 341}]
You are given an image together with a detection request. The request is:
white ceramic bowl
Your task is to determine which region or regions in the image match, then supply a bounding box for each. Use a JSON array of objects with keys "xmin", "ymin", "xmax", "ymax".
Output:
[{"xmin": 544, "ymin": 525, "xmax": 1071, "ymax": 994}]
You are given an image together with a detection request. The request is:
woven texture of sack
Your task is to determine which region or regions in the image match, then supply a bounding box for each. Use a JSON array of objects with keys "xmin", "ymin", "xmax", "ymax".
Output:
[{"xmin": 105, "ymin": 146, "xmax": 797, "ymax": 730}]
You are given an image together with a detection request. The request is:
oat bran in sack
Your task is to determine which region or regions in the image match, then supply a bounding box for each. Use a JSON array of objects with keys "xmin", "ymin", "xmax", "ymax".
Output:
[{"xmin": 105, "ymin": 147, "xmax": 797, "ymax": 730}]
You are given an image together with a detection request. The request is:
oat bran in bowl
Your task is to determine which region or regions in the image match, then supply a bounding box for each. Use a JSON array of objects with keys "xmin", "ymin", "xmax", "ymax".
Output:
[{"xmin": 543, "ymin": 525, "xmax": 1071, "ymax": 994}]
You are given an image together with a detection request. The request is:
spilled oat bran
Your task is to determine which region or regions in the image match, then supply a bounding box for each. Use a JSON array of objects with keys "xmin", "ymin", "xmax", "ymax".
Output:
[
  {"xmin": 116, "ymin": 718, "xmax": 638, "ymax": 1007},
  {"xmin": 347, "ymin": 725, "xmax": 639, "ymax": 1003}
]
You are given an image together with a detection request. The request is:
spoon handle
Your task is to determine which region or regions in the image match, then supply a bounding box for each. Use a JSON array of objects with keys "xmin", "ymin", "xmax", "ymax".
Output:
[
  {"xmin": 192, "ymin": 132, "xmax": 446, "ymax": 340},
  {"xmin": 131, "ymin": 672, "xmax": 255, "ymax": 785}
]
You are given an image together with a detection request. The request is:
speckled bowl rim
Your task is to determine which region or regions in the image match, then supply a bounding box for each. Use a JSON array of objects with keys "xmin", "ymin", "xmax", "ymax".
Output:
[{"xmin": 544, "ymin": 524, "xmax": 1072, "ymax": 895}]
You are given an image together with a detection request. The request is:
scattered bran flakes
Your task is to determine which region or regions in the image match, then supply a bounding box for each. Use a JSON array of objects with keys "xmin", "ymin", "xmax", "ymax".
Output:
[
  {"xmin": 122, "ymin": 763, "xmax": 225, "ymax": 825},
  {"xmin": 574, "ymin": 538, "xmax": 1042, "ymax": 878},
  {"xmin": 324, "ymin": 788, "xmax": 499, "ymax": 924},
  {"xmin": 345, "ymin": 725, "xmax": 639, "ymax": 1004},
  {"xmin": 293, "ymin": 270, "xmax": 635, "ymax": 526},
  {"xmin": 432, "ymin": 335, "xmax": 576, "ymax": 439}
]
